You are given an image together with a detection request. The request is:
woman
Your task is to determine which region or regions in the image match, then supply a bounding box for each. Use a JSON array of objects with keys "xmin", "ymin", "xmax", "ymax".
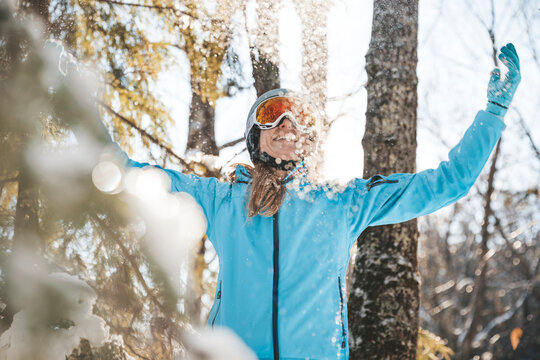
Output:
[{"xmin": 118, "ymin": 44, "xmax": 520, "ymax": 359}]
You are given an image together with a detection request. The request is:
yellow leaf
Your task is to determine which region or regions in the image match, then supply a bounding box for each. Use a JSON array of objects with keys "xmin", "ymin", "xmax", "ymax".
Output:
[
  {"xmin": 417, "ymin": 328, "xmax": 454, "ymax": 360},
  {"xmin": 510, "ymin": 327, "xmax": 523, "ymax": 350}
]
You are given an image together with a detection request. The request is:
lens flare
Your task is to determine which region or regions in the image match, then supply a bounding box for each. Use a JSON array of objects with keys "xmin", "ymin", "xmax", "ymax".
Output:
[{"xmin": 92, "ymin": 161, "xmax": 123, "ymax": 193}]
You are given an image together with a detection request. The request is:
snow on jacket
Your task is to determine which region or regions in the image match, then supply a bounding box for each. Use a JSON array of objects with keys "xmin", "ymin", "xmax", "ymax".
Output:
[{"xmin": 122, "ymin": 110, "xmax": 505, "ymax": 359}]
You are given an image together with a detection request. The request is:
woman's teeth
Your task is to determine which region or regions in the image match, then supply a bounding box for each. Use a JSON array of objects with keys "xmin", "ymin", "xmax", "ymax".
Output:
[{"xmin": 276, "ymin": 134, "xmax": 297, "ymax": 141}]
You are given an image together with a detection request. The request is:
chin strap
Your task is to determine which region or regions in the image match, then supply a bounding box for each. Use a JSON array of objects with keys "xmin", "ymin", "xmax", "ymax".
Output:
[
  {"xmin": 247, "ymin": 126, "xmax": 300, "ymax": 171},
  {"xmin": 258, "ymin": 152, "xmax": 299, "ymax": 171}
]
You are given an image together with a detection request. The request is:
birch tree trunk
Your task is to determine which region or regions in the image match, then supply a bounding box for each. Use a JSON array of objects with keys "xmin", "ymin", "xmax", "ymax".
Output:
[{"xmin": 348, "ymin": 1, "xmax": 419, "ymax": 359}]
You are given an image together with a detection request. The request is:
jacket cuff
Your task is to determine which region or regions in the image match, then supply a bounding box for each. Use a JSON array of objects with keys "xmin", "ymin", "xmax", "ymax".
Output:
[{"xmin": 476, "ymin": 110, "xmax": 506, "ymax": 133}]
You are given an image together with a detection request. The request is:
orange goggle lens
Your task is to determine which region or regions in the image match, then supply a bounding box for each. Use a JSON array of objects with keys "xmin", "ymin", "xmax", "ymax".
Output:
[{"xmin": 255, "ymin": 97, "xmax": 317, "ymax": 131}]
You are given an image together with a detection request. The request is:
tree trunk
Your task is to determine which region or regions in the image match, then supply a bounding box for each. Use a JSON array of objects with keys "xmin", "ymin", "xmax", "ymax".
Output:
[
  {"xmin": 186, "ymin": 84, "xmax": 218, "ymax": 156},
  {"xmin": 251, "ymin": 0, "xmax": 281, "ymax": 97},
  {"xmin": 12, "ymin": 141, "xmax": 40, "ymax": 252},
  {"xmin": 348, "ymin": 1, "xmax": 419, "ymax": 359},
  {"xmin": 183, "ymin": 1, "xmax": 232, "ymax": 157},
  {"xmin": 292, "ymin": 0, "xmax": 328, "ymax": 116},
  {"xmin": 458, "ymin": 12, "xmax": 503, "ymax": 357},
  {"xmin": 459, "ymin": 141, "xmax": 501, "ymax": 359},
  {"xmin": 4, "ymin": 133, "xmax": 41, "ymax": 333}
]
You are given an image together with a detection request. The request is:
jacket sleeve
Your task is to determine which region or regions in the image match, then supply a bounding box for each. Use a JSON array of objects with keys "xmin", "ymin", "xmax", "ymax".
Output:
[
  {"xmin": 347, "ymin": 110, "xmax": 505, "ymax": 238},
  {"xmin": 117, "ymin": 147, "xmax": 220, "ymax": 239}
]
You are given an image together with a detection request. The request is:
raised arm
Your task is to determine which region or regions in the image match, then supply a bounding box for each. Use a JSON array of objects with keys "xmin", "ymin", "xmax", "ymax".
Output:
[
  {"xmin": 363, "ymin": 110, "xmax": 504, "ymax": 228},
  {"xmin": 50, "ymin": 42, "xmax": 221, "ymax": 230},
  {"xmin": 347, "ymin": 43, "xmax": 520, "ymax": 236}
]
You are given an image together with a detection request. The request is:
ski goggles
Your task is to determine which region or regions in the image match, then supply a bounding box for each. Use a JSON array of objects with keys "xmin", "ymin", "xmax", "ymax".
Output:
[{"xmin": 246, "ymin": 96, "xmax": 319, "ymax": 137}]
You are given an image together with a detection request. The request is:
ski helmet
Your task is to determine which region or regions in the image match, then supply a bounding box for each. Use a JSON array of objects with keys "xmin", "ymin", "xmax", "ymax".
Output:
[{"xmin": 245, "ymin": 88, "xmax": 319, "ymax": 170}]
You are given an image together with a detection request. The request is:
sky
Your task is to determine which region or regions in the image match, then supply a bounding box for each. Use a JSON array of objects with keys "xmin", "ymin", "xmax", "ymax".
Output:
[{"xmin": 145, "ymin": 0, "xmax": 539, "ymax": 189}]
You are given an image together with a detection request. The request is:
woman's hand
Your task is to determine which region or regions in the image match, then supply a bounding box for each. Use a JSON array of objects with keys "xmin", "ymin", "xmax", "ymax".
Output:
[{"xmin": 486, "ymin": 43, "xmax": 521, "ymax": 118}]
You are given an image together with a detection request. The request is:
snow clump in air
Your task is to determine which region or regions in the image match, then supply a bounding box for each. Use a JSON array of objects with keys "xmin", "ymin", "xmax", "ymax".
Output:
[{"xmin": 124, "ymin": 166, "xmax": 207, "ymax": 294}]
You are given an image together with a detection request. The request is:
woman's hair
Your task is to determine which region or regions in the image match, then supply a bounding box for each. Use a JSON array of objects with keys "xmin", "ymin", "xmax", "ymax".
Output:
[{"xmin": 230, "ymin": 162, "xmax": 287, "ymax": 217}]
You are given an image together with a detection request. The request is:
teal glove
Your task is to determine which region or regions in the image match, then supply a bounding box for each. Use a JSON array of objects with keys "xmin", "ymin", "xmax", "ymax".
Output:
[{"xmin": 486, "ymin": 43, "xmax": 521, "ymax": 118}]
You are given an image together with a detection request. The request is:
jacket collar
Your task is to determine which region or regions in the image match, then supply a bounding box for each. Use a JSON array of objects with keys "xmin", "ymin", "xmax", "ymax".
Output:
[
  {"xmin": 234, "ymin": 161, "xmax": 308, "ymax": 184},
  {"xmin": 282, "ymin": 161, "xmax": 308, "ymax": 184},
  {"xmin": 234, "ymin": 165, "xmax": 252, "ymax": 183}
]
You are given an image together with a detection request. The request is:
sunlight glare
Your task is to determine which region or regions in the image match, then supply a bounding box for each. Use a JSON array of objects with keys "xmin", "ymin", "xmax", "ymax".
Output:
[{"xmin": 91, "ymin": 160, "xmax": 122, "ymax": 193}]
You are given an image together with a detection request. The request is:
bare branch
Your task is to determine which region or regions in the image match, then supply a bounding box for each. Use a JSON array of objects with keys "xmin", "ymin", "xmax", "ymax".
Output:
[
  {"xmin": 472, "ymin": 291, "xmax": 528, "ymax": 346},
  {"xmin": 489, "ymin": 0, "xmax": 498, "ymax": 65},
  {"xmin": 521, "ymin": 5, "xmax": 540, "ymax": 71},
  {"xmin": 463, "ymin": 0, "xmax": 490, "ymax": 33},
  {"xmin": 463, "ymin": 0, "xmax": 498, "ymax": 65},
  {"xmin": 220, "ymin": 147, "xmax": 247, "ymax": 171},
  {"xmin": 218, "ymin": 137, "xmax": 244, "ymax": 151},
  {"xmin": 327, "ymin": 82, "xmax": 366, "ymax": 102},
  {"xmin": 97, "ymin": 100, "xmax": 225, "ymax": 179},
  {"xmin": 96, "ymin": 100, "xmax": 189, "ymax": 168},
  {"xmin": 0, "ymin": 176, "xmax": 18, "ymax": 186},
  {"xmin": 513, "ymin": 108, "xmax": 540, "ymax": 162},
  {"xmin": 92, "ymin": 215, "xmax": 168, "ymax": 315},
  {"xmin": 439, "ymin": 204, "xmax": 460, "ymax": 276},
  {"xmin": 493, "ymin": 216, "xmax": 533, "ymax": 280}
]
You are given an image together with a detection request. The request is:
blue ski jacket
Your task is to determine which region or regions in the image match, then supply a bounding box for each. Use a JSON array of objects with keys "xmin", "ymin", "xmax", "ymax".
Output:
[{"xmin": 122, "ymin": 110, "xmax": 504, "ymax": 359}]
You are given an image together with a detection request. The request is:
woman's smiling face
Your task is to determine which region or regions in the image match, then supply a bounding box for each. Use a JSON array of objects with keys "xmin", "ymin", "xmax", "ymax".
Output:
[{"xmin": 259, "ymin": 117, "xmax": 314, "ymax": 161}]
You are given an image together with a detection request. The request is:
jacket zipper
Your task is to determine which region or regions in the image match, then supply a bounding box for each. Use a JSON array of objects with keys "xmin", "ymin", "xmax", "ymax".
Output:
[
  {"xmin": 338, "ymin": 276, "xmax": 346, "ymax": 349},
  {"xmin": 272, "ymin": 212, "xmax": 280, "ymax": 360},
  {"xmin": 211, "ymin": 280, "xmax": 222, "ymax": 327}
]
